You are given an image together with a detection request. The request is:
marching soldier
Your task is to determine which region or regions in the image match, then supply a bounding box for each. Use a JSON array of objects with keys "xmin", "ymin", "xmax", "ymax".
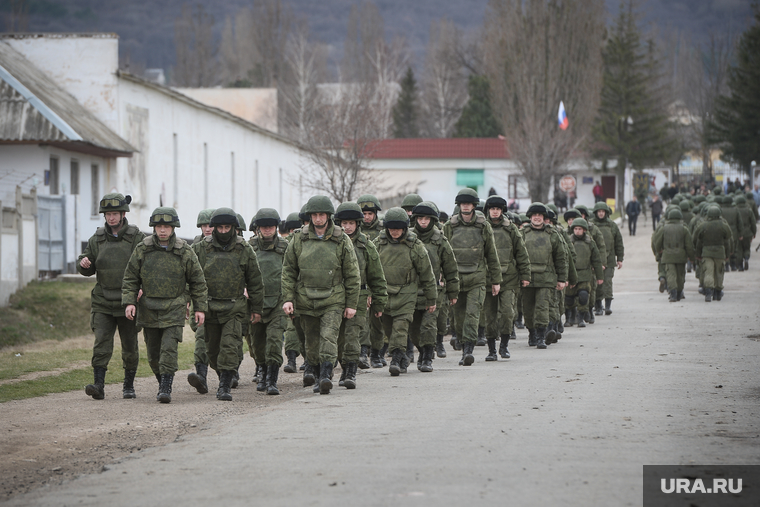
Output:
[
  {"xmin": 653, "ymin": 208, "xmax": 695, "ymax": 302},
  {"xmin": 565, "ymin": 218, "xmax": 603, "ymax": 326},
  {"xmin": 591, "ymin": 202, "xmax": 624, "ymax": 315},
  {"xmin": 187, "ymin": 208, "xmax": 215, "ymax": 395}
]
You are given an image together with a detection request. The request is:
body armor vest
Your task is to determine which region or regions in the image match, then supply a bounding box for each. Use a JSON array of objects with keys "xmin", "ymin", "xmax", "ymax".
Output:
[
  {"xmin": 523, "ymin": 227, "xmax": 553, "ymax": 273},
  {"xmin": 449, "ymin": 214, "xmax": 485, "ymax": 273},
  {"xmin": 95, "ymin": 225, "xmax": 137, "ymax": 300}
]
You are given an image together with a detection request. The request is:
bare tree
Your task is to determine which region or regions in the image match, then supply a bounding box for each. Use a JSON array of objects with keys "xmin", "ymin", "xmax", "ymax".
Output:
[
  {"xmin": 420, "ymin": 19, "xmax": 468, "ymax": 138},
  {"xmin": 173, "ymin": 4, "xmax": 217, "ymax": 87},
  {"xmin": 4, "ymin": 0, "xmax": 28, "ymax": 31},
  {"xmin": 367, "ymin": 37, "xmax": 409, "ymax": 137},
  {"xmin": 483, "ymin": 0, "xmax": 606, "ymax": 202},
  {"xmin": 341, "ymin": 2, "xmax": 385, "ymax": 83}
]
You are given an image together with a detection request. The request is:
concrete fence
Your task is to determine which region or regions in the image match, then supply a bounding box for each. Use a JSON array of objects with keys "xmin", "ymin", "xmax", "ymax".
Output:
[{"xmin": 0, "ymin": 186, "xmax": 38, "ymax": 306}]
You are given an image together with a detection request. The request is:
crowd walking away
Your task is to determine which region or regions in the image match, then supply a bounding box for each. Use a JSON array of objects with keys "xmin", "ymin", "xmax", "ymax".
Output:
[{"xmin": 89, "ymin": 184, "xmax": 760, "ymax": 402}]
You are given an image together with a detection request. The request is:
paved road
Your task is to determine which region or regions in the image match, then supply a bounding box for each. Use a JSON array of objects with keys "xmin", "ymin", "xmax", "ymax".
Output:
[{"xmin": 7, "ymin": 230, "xmax": 760, "ymax": 506}]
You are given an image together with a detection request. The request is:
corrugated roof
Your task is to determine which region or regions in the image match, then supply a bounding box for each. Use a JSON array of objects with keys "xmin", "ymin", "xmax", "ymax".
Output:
[
  {"xmin": 364, "ymin": 138, "xmax": 510, "ymax": 159},
  {"xmin": 0, "ymin": 41, "xmax": 134, "ymax": 157}
]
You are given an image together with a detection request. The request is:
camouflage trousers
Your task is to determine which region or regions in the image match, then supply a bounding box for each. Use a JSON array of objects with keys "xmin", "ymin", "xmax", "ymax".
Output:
[
  {"xmin": 248, "ymin": 309, "xmax": 285, "ymax": 367},
  {"xmin": 522, "ymin": 287, "xmax": 553, "ymax": 329},
  {"xmin": 204, "ymin": 314, "xmax": 244, "ymax": 372},
  {"xmin": 436, "ymin": 290, "xmax": 449, "ymax": 336},
  {"xmin": 597, "ymin": 263, "xmax": 616, "ymax": 300},
  {"xmin": 483, "ymin": 288, "xmax": 516, "ymax": 340},
  {"xmin": 90, "ymin": 312, "xmax": 139, "ymax": 371},
  {"xmin": 451, "ymin": 286, "xmax": 486, "ymax": 345},
  {"xmin": 701, "ymin": 257, "xmax": 725, "ymax": 290},
  {"xmin": 143, "ymin": 326, "xmax": 183, "ymax": 376},
  {"xmin": 300, "ymin": 310, "xmax": 342, "ymax": 366},
  {"xmin": 566, "ymin": 281, "xmax": 592, "ymax": 312},
  {"xmin": 738, "ymin": 237, "xmax": 752, "ymax": 261},
  {"xmin": 368, "ymin": 312, "xmax": 388, "ymax": 350},
  {"xmin": 409, "ymin": 307, "xmax": 438, "ymax": 348},
  {"xmin": 283, "ymin": 316, "xmax": 305, "ymax": 357},
  {"xmin": 380, "ymin": 313, "xmax": 413, "ymax": 353},
  {"xmin": 664, "ymin": 263, "xmax": 686, "ymax": 292},
  {"xmin": 190, "ymin": 311, "xmax": 208, "ymax": 366},
  {"xmin": 338, "ymin": 311, "xmax": 366, "ymax": 364}
]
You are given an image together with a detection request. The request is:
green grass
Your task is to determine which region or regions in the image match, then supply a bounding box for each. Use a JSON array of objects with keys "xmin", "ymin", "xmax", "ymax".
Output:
[
  {"xmin": 0, "ymin": 280, "xmax": 93, "ymax": 349},
  {"xmin": 0, "ymin": 333, "xmax": 198, "ymax": 403}
]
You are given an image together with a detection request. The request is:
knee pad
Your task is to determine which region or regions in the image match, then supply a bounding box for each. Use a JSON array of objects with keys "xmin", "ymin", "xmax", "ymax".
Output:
[{"xmin": 578, "ymin": 290, "xmax": 589, "ymax": 306}]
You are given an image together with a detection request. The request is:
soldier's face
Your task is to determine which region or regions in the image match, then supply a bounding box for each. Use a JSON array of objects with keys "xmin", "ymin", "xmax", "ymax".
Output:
[
  {"xmin": 460, "ymin": 203, "xmax": 475, "ymax": 214},
  {"xmin": 363, "ymin": 211, "xmax": 376, "ymax": 224},
  {"xmin": 105, "ymin": 211, "xmax": 123, "ymax": 227},
  {"xmin": 341, "ymin": 220, "xmax": 357, "ymax": 235},
  {"xmin": 596, "ymin": 210, "xmax": 606, "ymax": 219},
  {"xmin": 488, "ymin": 208, "xmax": 502, "ymax": 220},
  {"xmin": 201, "ymin": 224, "xmax": 214, "ymax": 237},
  {"xmin": 416, "ymin": 216, "xmax": 431, "ymax": 229},
  {"xmin": 311, "ymin": 213, "xmax": 328, "ymax": 228},
  {"xmin": 530, "ymin": 214, "xmax": 544, "ymax": 227},
  {"xmin": 215, "ymin": 224, "xmax": 232, "ymax": 234},
  {"xmin": 155, "ymin": 224, "xmax": 173, "ymax": 241},
  {"xmin": 388, "ymin": 228, "xmax": 404, "ymax": 239},
  {"xmin": 567, "ymin": 217, "xmax": 575, "ymax": 227},
  {"xmin": 259, "ymin": 225, "xmax": 277, "ymax": 238},
  {"xmin": 573, "ymin": 226, "xmax": 584, "ymax": 237}
]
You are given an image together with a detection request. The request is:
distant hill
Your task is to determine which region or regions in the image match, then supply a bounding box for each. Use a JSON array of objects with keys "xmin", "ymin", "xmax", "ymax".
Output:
[{"xmin": 0, "ymin": 0, "xmax": 753, "ymax": 77}]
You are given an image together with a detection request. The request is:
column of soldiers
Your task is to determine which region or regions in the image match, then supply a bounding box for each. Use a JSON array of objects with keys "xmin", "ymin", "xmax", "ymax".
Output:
[
  {"xmin": 652, "ymin": 188, "xmax": 757, "ymax": 302},
  {"xmin": 78, "ymin": 189, "xmax": 629, "ymax": 402}
]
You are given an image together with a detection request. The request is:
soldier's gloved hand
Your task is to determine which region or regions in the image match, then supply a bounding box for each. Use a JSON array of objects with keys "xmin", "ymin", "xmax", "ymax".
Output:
[
  {"xmin": 252, "ymin": 313, "xmax": 262, "ymax": 324},
  {"xmin": 79, "ymin": 257, "xmax": 91, "ymax": 269},
  {"xmin": 344, "ymin": 308, "xmax": 356, "ymax": 319},
  {"xmin": 427, "ymin": 305, "xmax": 437, "ymax": 313},
  {"xmin": 125, "ymin": 304, "xmax": 136, "ymax": 320},
  {"xmin": 491, "ymin": 284, "xmax": 500, "ymax": 296},
  {"xmin": 283, "ymin": 302, "xmax": 294, "ymax": 315},
  {"xmin": 195, "ymin": 312, "xmax": 205, "ymax": 326}
]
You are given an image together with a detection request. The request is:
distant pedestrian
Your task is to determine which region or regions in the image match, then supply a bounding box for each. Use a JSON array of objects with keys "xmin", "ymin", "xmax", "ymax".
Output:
[
  {"xmin": 625, "ymin": 196, "xmax": 641, "ymax": 236},
  {"xmin": 651, "ymin": 195, "xmax": 663, "ymax": 230},
  {"xmin": 593, "ymin": 181, "xmax": 603, "ymax": 203}
]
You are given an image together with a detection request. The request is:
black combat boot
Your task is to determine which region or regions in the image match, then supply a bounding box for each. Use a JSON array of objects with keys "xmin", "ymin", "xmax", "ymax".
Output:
[
  {"xmin": 312, "ymin": 364, "xmax": 321, "ymax": 393},
  {"xmin": 557, "ymin": 317, "xmax": 564, "ymax": 334},
  {"xmin": 704, "ymin": 288, "xmax": 712, "ymax": 302},
  {"xmin": 217, "ymin": 370, "xmax": 233, "ymax": 401},
  {"xmin": 154, "ymin": 372, "xmax": 162, "ymax": 401},
  {"xmin": 420, "ymin": 345, "xmax": 434, "ymax": 372},
  {"xmin": 476, "ymin": 327, "xmax": 486, "ymax": 346},
  {"xmin": 499, "ymin": 333, "xmax": 510, "ymax": 359},
  {"xmin": 231, "ymin": 369, "xmax": 240, "ymax": 389},
  {"xmin": 744, "ymin": 257, "xmax": 749, "ymax": 271},
  {"xmin": 379, "ymin": 343, "xmax": 389, "ymax": 366},
  {"xmin": 257, "ymin": 364, "xmax": 268, "ymax": 392},
  {"xmin": 668, "ymin": 290, "xmax": 677, "ymax": 302},
  {"xmin": 370, "ymin": 348, "xmax": 383, "ymax": 368},
  {"xmin": 85, "ymin": 367, "xmax": 107, "ymax": 400},
  {"xmin": 266, "ymin": 365, "xmax": 280, "ymax": 395},
  {"xmin": 253, "ymin": 364, "xmax": 262, "ymax": 383},
  {"xmin": 283, "ymin": 351, "xmax": 298, "ymax": 373},
  {"xmin": 123, "ymin": 369, "xmax": 137, "ymax": 399},
  {"xmin": 157, "ymin": 374, "xmax": 173, "ymax": 404},
  {"xmin": 514, "ymin": 312, "xmax": 525, "ymax": 329},
  {"xmin": 485, "ymin": 338, "xmax": 498, "ymax": 361},
  {"xmin": 389, "ymin": 349, "xmax": 404, "ymax": 376},
  {"xmin": 303, "ymin": 363, "xmax": 316, "ymax": 387},
  {"xmin": 730, "ymin": 259, "xmax": 737, "ymax": 271},
  {"xmin": 462, "ymin": 341, "xmax": 475, "ymax": 366},
  {"xmin": 535, "ymin": 327, "xmax": 547, "ymax": 349},
  {"xmin": 406, "ymin": 338, "xmax": 415, "ymax": 364},
  {"xmin": 528, "ymin": 329, "xmax": 536, "ymax": 347},
  {"xmin": 564, "ymin": 309, "xmax": 574, "ymax": 327},
  {"xmin": 338, "ymin": 363, "xmax": 347, "ymax": 386},
  {"xmin": 399, "ymin": 350, "xmax": 410, "ymax": 374},
  {"xmin": 596, "ymin": 300, "xmax": 605, "ymax": 315},
  {"xmin": 417, "ymin": 347, "xmax": 423, "ymax": 370},
  {"xmin": 604, "ymin": 298, "xmax": 613, "ymax": 315},
  {"xmin": 343, "ymin": 362, "xmax": 357, "ymax": 389},
  {"xmin": 299, "ymin": 358, "xmax": 308, "ymax": 371},
  {"xmin": 319, "ymin": 362, "xmax": 333, "ymax": 394},
  {"xmin": 686, "ymin": 260, "xmax": 692, "ymax": 273},
  {"xmin": 510, "ymin": 324, "xmax": 516, "ymax": 341},
  {"xmin": 678, "ymin": 290, "xmax": 685, "ymax": 301},
  {"xmin": 436, "ymin": 334, "xmax": 447, "ymax": 358},
  {"xmin": 545, "ymin": 322, "xmax": 557, "ymax": 344},
  {"xmin": 715, "ymin": 289, "xmax": 723, "ymax": 301},
  {"xmin": 725, "ymin": 261, "xmax": 731, "ymax": 271},
  {"xmin": 450, "ymin": 332, "xmax": 462, "ymax": 351},
  {"xmin": 358, "ymin": 345, "xmax": 371, "ymax": 369},
  {"xmin": 588, "ymin": 309, "xmax": 595, "ymax": 324},
  {"xmin": 578, "ymin": 312, "xmax": 587, "ymax": 328},
  {"xmin": 698, "ymin": 285, "xmax": 704, "ymax": 294},
  {"xmin": 738, "ymin": 260, "xmax": 744, "ymax": 272},
  {"xmin": 187, "ymin": 363, "xmax": 209, "ymax": 394},
  {"xmin": 658, "ymin": 277, "xmax": 667, "ymax": 293}
]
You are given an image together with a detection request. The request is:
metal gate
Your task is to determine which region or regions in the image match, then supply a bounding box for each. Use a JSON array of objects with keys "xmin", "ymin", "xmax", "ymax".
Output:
[{"xmin": 37, "ymin": 195, "xmax": 66, "ymax": 273}]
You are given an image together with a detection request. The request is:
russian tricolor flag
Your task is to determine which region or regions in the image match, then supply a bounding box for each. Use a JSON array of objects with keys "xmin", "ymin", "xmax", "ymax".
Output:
[{"xmin": 558, "ymin": 101, "xmax": 569, "ymax": 130}]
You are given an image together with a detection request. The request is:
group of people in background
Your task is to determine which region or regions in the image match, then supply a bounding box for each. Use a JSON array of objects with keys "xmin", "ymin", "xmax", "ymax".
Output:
[{"xmin": 77, "ymin": 187, "xmax": 627, "ymax": 404}]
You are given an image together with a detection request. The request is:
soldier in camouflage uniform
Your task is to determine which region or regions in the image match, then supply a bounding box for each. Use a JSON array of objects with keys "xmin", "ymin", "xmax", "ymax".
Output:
[
  {"xmin": 409, "ymin": 202, "xmax": 459, "ymax": 371},
  {"xmin": 443, "ymin": 188, "xmax": 502, "ymax": 366},
  {"xmin": 122, "ymin": 207, "xmax": 208, "ymax": 403},
  {"xmin": 694, "ymin": 205, "xmax": 733, "ymax": 301},
  {"xmin": 482, "ymin": 196, "xmax": 531, "ymax": 360},
  {"xmin": 333, "ymin": 202, "xmax": 387, "ymax": 387},
  {"xmin": 248, "ymin": 208, "xmax": 287, "ymax": 395},
  {"xmin": 79, "ymin": 193, "xmax": 145, "ymax": 400},
  {"xmin": 575, "ymin": 205, "xmax": 606, "ymax": 324},
  {"xmin": 653, "ymin": 208, "xmax": 695, "ymax": 302},
  {"xmin": 282, "ymin": 211, "xmax": 308, "ymax": 373},
  {"xmin": 358, "ymin": 194, "xmax": 383, "ymax": 241},
  {"xmin": 193, "ymin": 208, "xmax": 263, "ymax": 401},
  {"xmin": 521, "ymin": 203, "xmax": 568, "ymax": 349},
  {"xmin": 734, "ymin": 196, "xmax": 756, "ymax": 271},
  {"xmin": 566, "ymin": 218, "xmax": 604, "ymax": 326},
  {"xmin": 591, "ymin": 202, "xmax": 624, "ymax": 315},
  {"xmin": 545, "ymin": 205, "xmax": 576, "ymax": 342},
  {"xmin": 374, "ymin": 208, "xmax": 437, "ymax": 376},
  {"xmin": 187, "ymin": 208, "xmax": 215, "ymax": 395},
  {"xmin": 718, "ymin": 195, "xmax": 743, "ymax": 272},
  {"xmin": 282, "ymin": 195, "xmax": 361, "ymax": 395}
]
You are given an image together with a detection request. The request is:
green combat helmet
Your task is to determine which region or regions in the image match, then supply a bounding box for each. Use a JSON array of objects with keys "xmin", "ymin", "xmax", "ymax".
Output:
[
  {"xmin": 668, "ymin": 208, "xmax": 683, "ymax": 220},
  {"xmin": 196, "ymin": 208, "xmax": 215, "ymax": 227},
  {"xmin": 334, "ymin": 202, "xmax": 364, "ymax": 224},
  {"xmin": 455, "ymin": 188, "xmax": 479, "ymax": 204},
  {"xmin": 438, "ymin": 210, "xmax": 449, "ymax": 223},
  {"xmin": 679, "ymin": 201, "xmax": 691, "ymax": 211},
  {"xmin": 283, "ymin": 212, "xmax": 301, "ymax": 231},
  {"xmin": 304, "ymin": 195, "xmax": 335, "ymax": 215},
  {"xmin": 149, "ymin": 206, "xmax": 180, "ymax": 227},
  {"xmin": 707, "ymin": 206, "xmax": 722, "ymax": 219},
  {"xmin": 571, "ymin": 218, "xmax": 589, "ymax": 230},
  {"xmin": 564, "ymin": 208, "xmax": 582, "ymax": 222},
  {"xmin": 357, "ymin": 194, "xmax": 382, "ymax": 213},
  {"xmin": 383, "ymin": 207, "xmax": 410, "ymax": 229},
  {"xmin": 412, "ymin": 201, "xmax": 440, "ymax": 220},
  {"xmin": 476, "ymin": 199, "xmax": 486, "ymax": 212},
  {"xmin": 484, "ymin": 196, "xmax": 507, "ymax": 212},
  {"xmin": 575, "ymin": 204, "xmax": 590, "ymax": 218},
  {"xmin": 526, "ymin": 202, "xmax": 548, "ymax": 217},
  {"xmin": 401, "ymin": 193, "xmax": 423, "ymax": 212},
  {"xmin": 209, "ymin": 207, "xmax": 238, "ymax": 226},
  {"xmin": 735, "ymin": 195, "xmax": 747, "ymax": 205},
  {"xmin": 518, "ymin": 213, "xmax": 529, "ymax": 223},
  {"xmin": 236, "ymin": 214, "xmax": 246, "ymax": 233},
  {"xmin": 592, "ymin": 201, "xmax": 612, "ymax": 216},
  {"xmin": 250, "ymin": 208, "xmax": 280, "ymax": 230},
  {"xmin": 298, "ymin": 203, "xmax": 310, "ymax": 223},
  {"xmin": 99, "ymin": 193, "xmax": 131, "ymax": 213}
]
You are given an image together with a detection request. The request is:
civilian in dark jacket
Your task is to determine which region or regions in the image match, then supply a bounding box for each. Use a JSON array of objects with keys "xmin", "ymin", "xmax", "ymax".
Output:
[
  {"xmin": 625, "ymin": 196, "xmax": 642, "ymax": 236},
  {"xmin": 651, "ymin": 195, "xmax": 663, "ymax": 231}
]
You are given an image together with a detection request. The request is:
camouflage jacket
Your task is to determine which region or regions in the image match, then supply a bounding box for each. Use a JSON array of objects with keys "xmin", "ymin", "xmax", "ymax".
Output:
[
  {"xmin": 349, "ymin": 230, "xmax": 388, "ymax": 316},
  {"xmin": 443, "ymin": 211, "xmax": 502, "ymax": 292}
]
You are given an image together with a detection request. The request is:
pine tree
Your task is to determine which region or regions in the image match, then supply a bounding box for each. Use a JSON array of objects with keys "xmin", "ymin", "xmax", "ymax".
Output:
[
  {"xmin": 453, "ymin": 75, "xmax": 502, "ymax": 138},
  {"xmin": 392, "ymin": 67, "xmax": 420, "ymax": 138},
  {"xmin": 708, "ymin": 7, "xmax": 760, "ymax": 174}
]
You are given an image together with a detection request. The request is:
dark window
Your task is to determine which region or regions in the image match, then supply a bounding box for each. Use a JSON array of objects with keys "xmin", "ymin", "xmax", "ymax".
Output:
[
  {"xmin": 70, "ymin": 160, "xmax": 80, "ymax": 195},
  {"xmin": 91, "ymin": 164, "xmax": 99, "ymax": 216},
  {"xmin": 49, "ymin": 157, "xmax": 59, "ymax": 194}
]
